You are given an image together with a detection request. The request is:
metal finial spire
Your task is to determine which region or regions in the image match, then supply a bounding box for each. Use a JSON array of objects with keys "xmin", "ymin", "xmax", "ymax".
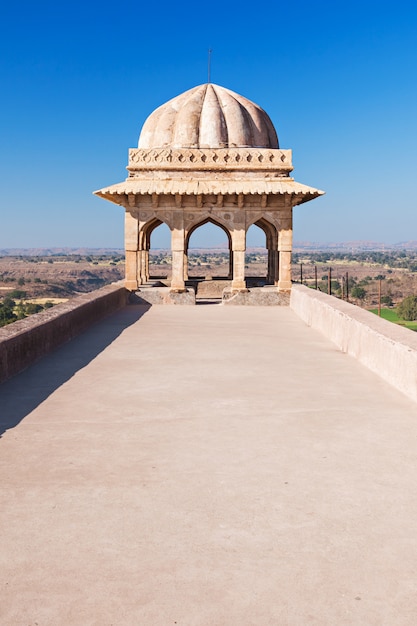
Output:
[{"xmin": 207, "ymin": 48, "xmax": 212, "ymax": 83}]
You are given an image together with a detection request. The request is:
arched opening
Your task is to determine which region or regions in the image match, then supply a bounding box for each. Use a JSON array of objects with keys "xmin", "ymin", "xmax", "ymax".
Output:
[
  {"xmin": 186, "ymin": 220, "xmax": 232, "ymax": 279},
  {"xmin": 185, "ymin": 219, "xmax": 232, "ymax": 301},
  {"xmin": 246, "ymin": 220, "xmax": 278, "ymax": 286},
  {"xmin": 144, "ymin": 220, "xmax": 172, "ymax": 285}
]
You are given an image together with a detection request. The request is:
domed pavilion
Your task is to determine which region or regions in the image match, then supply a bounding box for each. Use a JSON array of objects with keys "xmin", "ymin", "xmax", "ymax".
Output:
[{"xmin": 95, "ymin": 83, "xmax": 324, "ymax": 299}]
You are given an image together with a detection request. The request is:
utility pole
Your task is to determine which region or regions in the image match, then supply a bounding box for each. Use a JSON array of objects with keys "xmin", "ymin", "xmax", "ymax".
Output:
[{"xmin": 378, "ymin": 279, "xmax": 382, "ymax": 316}]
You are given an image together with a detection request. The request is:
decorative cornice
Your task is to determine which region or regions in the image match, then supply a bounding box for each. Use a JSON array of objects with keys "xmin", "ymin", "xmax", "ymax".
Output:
[{"xmin": 127, "ymin": 148, "xmax": 293, "ymax": 173}]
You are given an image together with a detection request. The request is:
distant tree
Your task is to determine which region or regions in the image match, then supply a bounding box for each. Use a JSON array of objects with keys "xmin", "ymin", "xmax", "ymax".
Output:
[
  {"xmin": 17, "ymin": 277, "xmax": 25, "ymax": 285},
  {"xmin": 28, "ymin": 303, "xmax": 40, "ymax": 314},
  {"xmin": 381, "ymin": 295, "xmax": 393, "ymax": 306},
  {"xmin": 15, "ymin": 302, "xmax": 26, "ymax": 319},
  {"xmin": 397, "ymin": 295, "xmax": 417, "ymax": 321},
  {"xmin": 2, "ymin": 297, "xmax": 16, "ymax": 309},
  {"xmin": 9, "ymin": 289, "xmax": 26, "ymax": 299},
  {"xmin": 24, "ymin": 303, "xmax": 43, "ymax": 315},
  {"xmin": 0, "ymin": 298, "xmax": 17, "ymax": 326},
  {"xmin": 351, "ymin": 285, "xmax": 366, "ymax": 300}
]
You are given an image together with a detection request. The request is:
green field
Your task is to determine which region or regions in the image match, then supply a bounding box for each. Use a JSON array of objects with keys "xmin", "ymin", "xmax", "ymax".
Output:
[{"xmin": 368, "ymin": 308, "xmax": 417, "ymax": 331}]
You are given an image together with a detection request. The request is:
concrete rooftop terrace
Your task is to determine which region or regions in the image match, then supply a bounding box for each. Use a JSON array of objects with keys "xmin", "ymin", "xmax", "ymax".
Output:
[{"xmin": 1, "ymin": 304, "xmax": 417, "ymax": 625}]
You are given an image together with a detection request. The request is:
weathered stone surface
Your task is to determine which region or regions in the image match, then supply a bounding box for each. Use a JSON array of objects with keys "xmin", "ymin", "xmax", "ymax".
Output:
[
  {"xmin": 131, "ymin": 287, "xmax": 196, "ymax": 305},
  {"xmin": 192, "ymin": 279, "xmax": 232, "ymax": 299},
  {"xmin": 138, "ymin": 84, "xmax": 278, "ymax": 150},
  {"xmin": 222, "ymin": 286, "xmax": 290, "ymax": 306}
]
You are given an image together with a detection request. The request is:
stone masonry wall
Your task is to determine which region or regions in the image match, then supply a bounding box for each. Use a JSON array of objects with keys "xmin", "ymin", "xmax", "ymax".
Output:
[{"xmin": 0, "ymin": 283, "xmax": 127, "ymax": 384}]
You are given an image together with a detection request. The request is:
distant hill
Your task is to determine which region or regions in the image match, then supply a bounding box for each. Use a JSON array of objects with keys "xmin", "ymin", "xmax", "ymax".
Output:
[
  {"xmin": 2, "ymin": 241, "xmax": 417, "ymax": 256},
  {"xmin": 294, "ymin": 241, "xmax": 417, "ymax": 252},
  {"xmin": 0, "ymin": 248, "xmax": 124, "ymax": 256}
]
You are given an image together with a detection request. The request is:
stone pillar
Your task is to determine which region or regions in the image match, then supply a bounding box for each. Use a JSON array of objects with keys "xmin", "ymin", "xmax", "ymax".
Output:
[
  {"xmin": 136, "ymin": 230, "xmax": 146, "ymax": 285},
  {"xmin": 137, "ymin": 249, "xmax": 144, "ymax": 284},
  {"xmin": 267, "ymin": 248, "xmax": 273, "ymax": 283},
  {"xmin": 171, "ymin": 220, "xmax": 186, "ymax": 291},
  {"xmin": 145, "ymin": 249, "xmax": 150, "ymax": 281},
  {"xmin": 231, "ymin": 229, "xmax": 246, "ymax": 291},
  {"xmin": 273, "ymin": 249, "xmax": 279, "ymax": 286},
  {"xmin": 125, "ymin": 210, "xmax": 139, "ymax": 290},
  {"xmin": 228, "ymin": 247, "xmax": 233, "ymax": 279},
  {"xmin": 183, "ymin": 252, "xmax": 189, "ymax": 281},
  {"xmin": 278, "ymin": 206, "xmax": 293, "ymax": 291}
]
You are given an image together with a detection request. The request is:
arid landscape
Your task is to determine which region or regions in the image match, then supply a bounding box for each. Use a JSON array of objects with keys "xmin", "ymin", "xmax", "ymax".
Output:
[
  {"xmin": 0, "ymin": 252, "xmax": 124, "ymax": 298},
  {"xmin": 1, "ymin": 248, "xmax": 417, "ymax": 327}
]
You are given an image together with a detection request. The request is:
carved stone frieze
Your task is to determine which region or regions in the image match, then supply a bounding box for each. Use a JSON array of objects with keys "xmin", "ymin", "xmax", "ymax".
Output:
[{"xmin": 128, "ymin": 148, "xmax": 293, "ymax": 172}]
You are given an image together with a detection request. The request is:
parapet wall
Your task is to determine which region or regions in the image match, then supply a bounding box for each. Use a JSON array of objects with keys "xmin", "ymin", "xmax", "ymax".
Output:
[
  {"xmin": 290, "ymin": 284, "xmax": 417, "ymax": 403},
  {"xmin": 0, "ymin": 282, "xmax": 127, "ymax": 384}
]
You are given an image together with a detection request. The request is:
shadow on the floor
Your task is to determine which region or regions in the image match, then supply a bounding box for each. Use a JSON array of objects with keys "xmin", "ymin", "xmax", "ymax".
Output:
[{"xmin": 0, "ymin": 304, "xmax": 151, "ymax": 438}]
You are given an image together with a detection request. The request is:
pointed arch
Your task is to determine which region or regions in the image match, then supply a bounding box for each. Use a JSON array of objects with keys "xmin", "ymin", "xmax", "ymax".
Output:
[
  {"xmin": 185, "ymin": 216, "xmax": 232, "ymax": 251},
  {"xmin": 185, "ymin": 217, "xmax": 233, "ymax": 281},
  {"xmin": 140, "ymin": 217, "xmax": 170, "ymax": 249},
  {"xmin": 139, "ymin": 217, "xmax": 172, "ymax": 284},
  {"xmin": 246, "ymin": 218, "xmax": 279, "ymax": 285}
]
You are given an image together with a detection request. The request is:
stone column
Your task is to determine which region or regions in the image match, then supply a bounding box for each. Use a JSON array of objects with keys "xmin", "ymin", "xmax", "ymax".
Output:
[
  {"xmin": 125, "ymin": 210, "xmax": 139, "ymax": 290},
  {"xmin": 170, "ymin": 215, "xmax": 186, "ymax": 291},
  {"xmin": 267, "ymin": 248, "xmax": 273, "ymax": 283},
  {"xmin": 278, "ymin": 206, "xmax": 293, "ymax": 291},
  {"xmin": 228, "ymin": 247, "xmax": 233, "ymax": 279},
  {"xmin": 144, "ymin": 249, "xmax": 150, "ymax": 281},
  {"xmin": 136, "ymin": 230, "xmax": 146, "ymax": 285},
  {"xmin": 231, "ymin": 229, "xmax": 246, "ymax": 291},
  {"xmin": 137, "ymin": 249, "xmax": 145, "ymax": 284},
  {"xmin": 273, "ymin": 249, "xmax": 280, "ymax": 285},
  {"xmin": 183, "ymin": 252, "xmax": 189, "ymax": 281}
]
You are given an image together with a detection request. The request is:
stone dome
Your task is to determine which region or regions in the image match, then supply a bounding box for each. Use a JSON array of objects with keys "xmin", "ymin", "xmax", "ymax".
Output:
[{"xmin": 138, "ymin": 83, "xmax": 279, "ymax": 150}]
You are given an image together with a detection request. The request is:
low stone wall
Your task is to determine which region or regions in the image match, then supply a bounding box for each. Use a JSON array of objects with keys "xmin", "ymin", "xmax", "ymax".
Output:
[
  {"xmin": 290, "ymin": 284, "xmax": 417, "ymax": 403},
  {"xmin": 0, "ymin": 282, "xmax": 127, "ymax": 383}
]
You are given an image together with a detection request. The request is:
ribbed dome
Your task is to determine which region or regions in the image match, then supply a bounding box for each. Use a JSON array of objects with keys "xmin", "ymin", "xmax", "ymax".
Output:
[{"xmin": 138, "ymin": 83, "xmax": 279, "ymax": 150}]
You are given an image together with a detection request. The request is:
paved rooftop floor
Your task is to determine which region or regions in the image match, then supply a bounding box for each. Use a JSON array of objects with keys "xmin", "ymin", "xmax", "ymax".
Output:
[{"xmin": 1, "ymin": 304, "xmax": 417, "ymax": 625}]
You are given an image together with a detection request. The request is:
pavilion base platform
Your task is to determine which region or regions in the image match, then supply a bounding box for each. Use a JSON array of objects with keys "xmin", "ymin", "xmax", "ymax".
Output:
[
  {"xmin": 130, "ymin": 286, "xmax": 196, "ymax": 306},
  {"xmin": 222, "ymin": 286, "xmax": 290, "ymax": 306},
  {"xmin": 129, "ymin": 283, "xmax": 290, "ymax": 306}
]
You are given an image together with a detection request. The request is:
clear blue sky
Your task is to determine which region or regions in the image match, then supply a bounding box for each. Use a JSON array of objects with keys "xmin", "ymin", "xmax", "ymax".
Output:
[{"xmin": 1, "ymin": 0, "xmax": 416, "ymax": 249}]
